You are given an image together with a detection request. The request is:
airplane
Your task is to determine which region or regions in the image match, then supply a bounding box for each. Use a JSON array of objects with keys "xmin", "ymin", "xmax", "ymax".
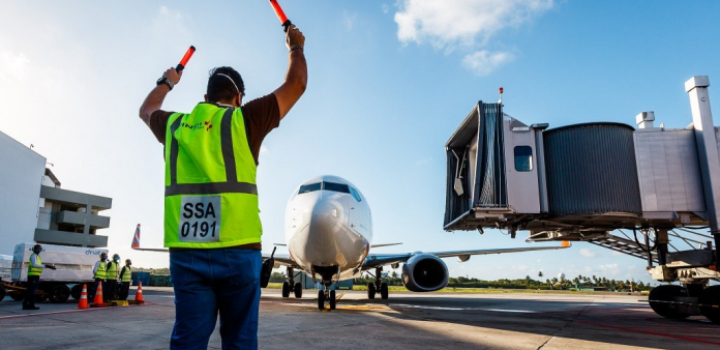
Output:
[{"xmin": 133, "ymin": 175, "xmax": 571, "ymax": 310}]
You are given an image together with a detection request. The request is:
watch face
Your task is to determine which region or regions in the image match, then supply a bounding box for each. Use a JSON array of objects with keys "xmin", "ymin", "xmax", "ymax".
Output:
[{"xmin": 157, "ymin": 77, "xmax": 165, "ymax": 84}]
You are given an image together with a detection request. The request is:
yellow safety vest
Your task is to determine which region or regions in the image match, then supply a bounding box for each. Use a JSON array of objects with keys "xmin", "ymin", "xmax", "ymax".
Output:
[
  {"xmin": 94, "ymin": 261, "xmax": 107, "ymax": 280},
  {"xmin": 106, "ymin": 261, "xmax": 119, "ymax": 281},
  {"xmin": 28, "ymin": 254, "xmax": 42, "ymax": 277},
  {"xmin": 121, "ymin": 266, "xmax": 132, "ymax": 283},
  {"xmin": 163, "ymin": 103, "xmax": 262, "ymax": 248}
]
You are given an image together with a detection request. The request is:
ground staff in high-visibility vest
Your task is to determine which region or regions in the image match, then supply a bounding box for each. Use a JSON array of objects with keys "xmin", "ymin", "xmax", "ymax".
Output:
[
  {"xmin": 23, "ymin": 244, "xmax": 56, "ymax": 310},
  {"xmin": 119, "ymin": 259, "xmax": 132, "ymax": 300},
  {"xmin": 105, "ymin": 254, "xmax": 121, "ymax": 301},
  {"xmin": 90, "ymin": 253, "xmax": 107, "ymax": 300},
  {"xmin": 139, "ymin": 24, "xmax": 307, "ymax": 350}
]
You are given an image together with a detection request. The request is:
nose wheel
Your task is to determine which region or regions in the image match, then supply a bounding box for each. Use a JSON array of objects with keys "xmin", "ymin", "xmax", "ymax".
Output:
[{"xmin": 317, "ymin": 287, "xmax": 337, "ymax": 311}]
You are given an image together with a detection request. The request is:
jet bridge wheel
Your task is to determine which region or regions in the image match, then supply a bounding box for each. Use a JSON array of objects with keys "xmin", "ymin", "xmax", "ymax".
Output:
[
  {"xmin": 329, "ymin": 290, "xmax": 336, "ymax": 310},
  {"xmin": 281, "ymin": 282, "xmax": 290, "ymax": 298},
  {"xmin": 380, "ymin": 283, "xmax": 389, "ymax": 300},
  {"xmin": 649, "ymin": 285, "xmax": 690, "ymax": 320},
  {"xmin": 699, "ymin": 286, "xmax": 720, "ymax": 324},
  {"xmin": 367, "ymin": 283, "xmax": 376, "ymax": 299},
  {"xmin": 293, "ymin": 283, "xmax": 302, "ymax": 298},
  {"xmin": 317, "ymin": 290, "xmax": 326, "ymax": 310}
]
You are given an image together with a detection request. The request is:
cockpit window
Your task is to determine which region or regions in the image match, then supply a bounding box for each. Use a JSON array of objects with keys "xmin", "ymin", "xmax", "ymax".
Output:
[
  {"xmin": 298, "ymin": 183, "xmax": 321, "ymax": 194},
  {"xmin": 323, "ymin": 182, "xmax": 350, "ymax": 194},
  {"xmin": 349, "ymin": 187, "xmax": 362, "ymax": 202}
]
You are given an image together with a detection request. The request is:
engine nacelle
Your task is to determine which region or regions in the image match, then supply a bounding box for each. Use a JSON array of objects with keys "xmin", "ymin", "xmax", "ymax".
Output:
[{"xmin": 401, "ymin": 254, "xmax": 449, "ymax": 292}]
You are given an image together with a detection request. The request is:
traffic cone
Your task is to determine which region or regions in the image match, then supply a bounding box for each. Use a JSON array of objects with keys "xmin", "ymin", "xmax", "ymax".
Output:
[
  {"xmin": 134, "ymin": 281, "xmax": 144, "ymax": 302},
  {"xmin": 93, "ymin": 282, "xmax": 104, "ymax": 306},
  {"xmin": 78, "ymin": 284, "xmax": 88, "ymax": 309}
]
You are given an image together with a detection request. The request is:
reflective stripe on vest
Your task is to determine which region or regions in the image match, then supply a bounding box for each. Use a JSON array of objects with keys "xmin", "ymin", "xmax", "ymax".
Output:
[
  {"xmin": 106, "ymin": 261, "xmax": 119, "ymax": 281},
  {"xmin": 94, "ymin": 261, "xmax": 107, "ymax": 280},
  {"xmin": 121, "ymin": 266, "xmax": 132, "ymax": 283},
  {"xmin": 163, "ymin": 104, "xmax": 262, "ymax": 248},
  {"xmin": 28, "ymin": 254, "xmax": 42, "ymax": 277}
]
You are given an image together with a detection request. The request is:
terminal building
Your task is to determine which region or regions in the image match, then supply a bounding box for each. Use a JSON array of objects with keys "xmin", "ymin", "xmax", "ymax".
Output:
[{"xmin": 0, "ymin": 130, "xmax": 112, "ymax": 255}]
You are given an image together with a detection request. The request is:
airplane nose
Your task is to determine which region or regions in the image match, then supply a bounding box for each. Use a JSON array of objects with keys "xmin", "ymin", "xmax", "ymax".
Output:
[
  {"xmin": 289, "ymin": 196, "xmax": 345, "ymax": 267},
  {"xmin": 307, "ymin": 200, "xmax": 342, "ymax": 249}
]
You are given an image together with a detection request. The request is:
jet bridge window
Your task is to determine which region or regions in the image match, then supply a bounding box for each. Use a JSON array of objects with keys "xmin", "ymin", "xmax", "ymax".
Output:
[
  {"xmin": 323, "ymin": 182, "xmax": 350, "ymax": 194},
  {"xmin": 514, "ymin": 146, "xmax": 533, "ymax": 172},
  {"xmin": 298, "ymin": 183, "xmax": 321, "ymax": 194}
]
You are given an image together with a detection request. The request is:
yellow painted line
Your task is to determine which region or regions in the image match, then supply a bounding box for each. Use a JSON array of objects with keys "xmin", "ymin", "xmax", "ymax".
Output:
[{"xmin": 336, "ymin": 292, "xmax": 345, "ymax": 301}]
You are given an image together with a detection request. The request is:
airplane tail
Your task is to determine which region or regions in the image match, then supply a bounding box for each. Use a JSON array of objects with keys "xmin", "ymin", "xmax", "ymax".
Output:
[{"xmin": 132, "ymin": 224, "xmax": 141, "ymax": 250}]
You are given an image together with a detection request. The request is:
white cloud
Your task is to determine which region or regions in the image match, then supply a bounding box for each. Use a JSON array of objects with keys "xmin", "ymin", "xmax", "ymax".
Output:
[
  {"xmin": 394, "ymin": 0, "xmax": 553, "ymax": 74},
  {"xmin": 462, "ymin": 50, "xmax": 515, "ymax": 76},
  {"xmin": 260, "ymin": 145, "xmax": 269, "ymax": 155},
  {"xmin": 395, "ymin": 0, "xmax": 553, "ymax": 49},
  {"xmin": 343, "ymin": 11, "xmax": 358, "ymax": 31},
  {"xmin": 578, "ymin": 248, "xmax": 597, "ymax": 258},
  {"xmin": 382, "ymin": 4, "xmax": 390, "ymax": 14},
  {"xmin": 0, "ymin": 51, "xmax": 30, "ymax": 80}
]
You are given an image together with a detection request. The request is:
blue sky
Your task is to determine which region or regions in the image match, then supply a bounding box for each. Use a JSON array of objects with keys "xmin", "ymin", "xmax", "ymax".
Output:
[{"xmin": 2, "ymin": 1, "xmax": 720, "ymax": 284}]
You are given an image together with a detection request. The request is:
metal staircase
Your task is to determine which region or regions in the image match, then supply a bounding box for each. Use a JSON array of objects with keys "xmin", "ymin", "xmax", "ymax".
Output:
[{"xmin": 588, "ymin": 233, "xmax": 658, "ymax": 263}]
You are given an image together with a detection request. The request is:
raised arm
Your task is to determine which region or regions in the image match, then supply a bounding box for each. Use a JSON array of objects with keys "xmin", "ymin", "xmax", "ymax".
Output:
[
  {"xmin": 273, "ymin": 24, "xmax": 307, "ymax": 120},
  {"xmin": 139, "ymin": 68, "xmax": 182, "ymax": 126}
]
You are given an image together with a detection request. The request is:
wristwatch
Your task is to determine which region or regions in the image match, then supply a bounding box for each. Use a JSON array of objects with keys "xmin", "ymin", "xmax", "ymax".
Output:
[
  {"xmin": 156, "ymin": 76, "xmax": 174, "ymax": 90},
  {"xmin": 290, "ymin": 45, "xmax": 303, "ymax": 52}
]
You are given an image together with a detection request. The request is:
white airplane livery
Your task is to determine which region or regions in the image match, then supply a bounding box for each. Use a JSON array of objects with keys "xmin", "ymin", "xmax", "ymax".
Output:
[{"xmin": 133, "ymin": 175, "xmax": 570, "ymax": 310}]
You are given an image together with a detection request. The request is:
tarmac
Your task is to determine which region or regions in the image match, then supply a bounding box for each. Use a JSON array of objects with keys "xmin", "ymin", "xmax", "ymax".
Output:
[{"xmin": 0, "ymin": 287, "xmax": 718, "ymax": 350}]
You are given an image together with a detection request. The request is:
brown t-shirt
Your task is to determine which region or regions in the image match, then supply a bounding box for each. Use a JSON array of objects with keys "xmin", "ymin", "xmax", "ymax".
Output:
[{"xmin": 149, "ymin": 94, "xmax": 280, "ymax": 165}]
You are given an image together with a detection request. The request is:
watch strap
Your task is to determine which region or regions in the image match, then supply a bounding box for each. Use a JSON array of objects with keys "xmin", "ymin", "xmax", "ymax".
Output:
[{"xmin": 157, "ymin": 77, "xmax": 174, "ymax": 90}]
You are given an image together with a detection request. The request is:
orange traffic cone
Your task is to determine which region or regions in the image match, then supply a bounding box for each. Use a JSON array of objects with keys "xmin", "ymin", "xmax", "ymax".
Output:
[
  {"xmin": 78, "ymin": 284, "xmax": 88, "ymax": 309},
  {"xmin": 135, "ymin": 281, "xmax": 144, "ymax": 302},
  {"xmin": 93, "ymin": 282, "xmax": 104, "ymax": 306}
]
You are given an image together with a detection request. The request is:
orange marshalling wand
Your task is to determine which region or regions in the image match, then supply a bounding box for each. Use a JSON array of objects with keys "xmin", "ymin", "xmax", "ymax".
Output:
[{"xmin": 269, "ymin": 0, "xmax": 292, "ymax": 32}]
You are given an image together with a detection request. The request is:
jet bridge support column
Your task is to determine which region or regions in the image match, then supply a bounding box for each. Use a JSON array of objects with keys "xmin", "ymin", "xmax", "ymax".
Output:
[{"xmin": 686, "ymin": 76, "xmax": 720, "ymax": 265}]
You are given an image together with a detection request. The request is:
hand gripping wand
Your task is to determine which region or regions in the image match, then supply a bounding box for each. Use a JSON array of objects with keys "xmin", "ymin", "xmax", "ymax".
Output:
[
  {"xmin": 268, "ymin": 0, "xmax": 292, "ymax": 32},
  {"xmin": 176, "ymin": 46, "xmax": 196, "ymax": 72}
]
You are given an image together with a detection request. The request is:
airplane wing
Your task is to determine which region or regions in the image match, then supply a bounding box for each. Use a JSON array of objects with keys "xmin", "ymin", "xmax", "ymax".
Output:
[
  {"xmin": 371, "ymin": 243, "xmax": 403, "ymax": 248},
  {"xmin": 262, "ymin": 253, "xmax": 299, "ymax": 268},
  {"xmin": 362, "ymin": 241, "xmax": 571, "ymax": 270}
]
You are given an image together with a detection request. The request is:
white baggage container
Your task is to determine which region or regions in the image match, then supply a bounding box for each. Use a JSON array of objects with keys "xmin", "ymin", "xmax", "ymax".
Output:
[
  {"xmin": 11, "ymin": 243, "xmax": 107, "ymax": 283},
  {"xmin": 0, "ymin": 255, "xmax": 12, "ymax": 282}
]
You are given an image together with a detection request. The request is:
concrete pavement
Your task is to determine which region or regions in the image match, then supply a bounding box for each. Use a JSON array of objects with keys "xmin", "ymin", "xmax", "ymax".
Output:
[{"xmin": 0, "ymin": 288, "xmax": 717, "ymax": 349}]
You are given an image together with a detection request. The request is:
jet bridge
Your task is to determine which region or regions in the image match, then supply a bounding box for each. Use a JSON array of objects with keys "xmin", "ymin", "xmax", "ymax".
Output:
[{"xmin": 444, "ymin": 76, "xmax": 720, "ymax": 323}]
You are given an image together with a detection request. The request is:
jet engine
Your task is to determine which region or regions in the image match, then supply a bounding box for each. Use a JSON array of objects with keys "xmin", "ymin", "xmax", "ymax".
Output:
[{"xmin": 401, "ymin": 254, "xmax": 449, "ymax": 292}]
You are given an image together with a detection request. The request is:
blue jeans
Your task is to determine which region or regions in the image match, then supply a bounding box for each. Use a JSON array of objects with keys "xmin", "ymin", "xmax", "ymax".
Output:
[{"xmin": 170, "ymin": 248, "xmax": 261, "ymax": 350}]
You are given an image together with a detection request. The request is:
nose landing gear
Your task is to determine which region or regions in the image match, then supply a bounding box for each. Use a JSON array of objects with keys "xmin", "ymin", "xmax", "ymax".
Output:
[{"xmin": 317, "ymin": 285, "xmax": 336, "ymax": 310}]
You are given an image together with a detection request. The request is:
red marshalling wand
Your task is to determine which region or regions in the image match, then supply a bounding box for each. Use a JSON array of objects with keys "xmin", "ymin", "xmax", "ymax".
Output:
[
  {"xmin": 269, "ymin": 0, "xmax": 292, "ymax": 32},
  {"xmin": 176, "ymin": 46, "xmax": 196, "ymax": 72}
]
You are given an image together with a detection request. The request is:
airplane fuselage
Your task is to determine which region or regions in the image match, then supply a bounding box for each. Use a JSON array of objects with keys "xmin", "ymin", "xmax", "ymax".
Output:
[{"xmin": 284, "ymin": 175, "xmax": 372, "ymax": 282}]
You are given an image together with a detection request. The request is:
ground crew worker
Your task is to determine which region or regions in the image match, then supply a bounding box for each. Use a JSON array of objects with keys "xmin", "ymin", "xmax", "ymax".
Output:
[
  {"xmin": 105, "ymin": 254, "xmax": 121, "ymax": 301},
  {"xmin": 23, "ymin": 244, "xmax": 56, "ymax": 310},
  {"xmin": 90, "ymin": 252, "xmax": 107, "ymax": 300},
  {"xmin": 119, "ymin": 259, "xmax": 132, "ymax": 300},
  {"xmin": 139, "ymin": 24, "xmax": 306, "ymax": 349}
]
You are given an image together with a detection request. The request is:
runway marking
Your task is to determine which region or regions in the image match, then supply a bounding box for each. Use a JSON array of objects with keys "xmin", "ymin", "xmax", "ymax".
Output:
[
  {"xmin": 0, "ymin": 303, "xmax": 157, "ymax": 321},
  {"xmin": 389, "ymin": 304, "xmax": 537, "ymax": 313}
]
